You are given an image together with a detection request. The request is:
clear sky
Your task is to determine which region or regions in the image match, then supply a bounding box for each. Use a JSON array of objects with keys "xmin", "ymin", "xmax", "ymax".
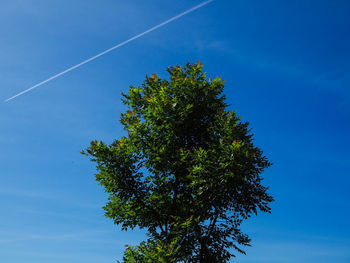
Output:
[{"xmin": 1, "ymin": 0, "xmax": 349, "ymax": 262}]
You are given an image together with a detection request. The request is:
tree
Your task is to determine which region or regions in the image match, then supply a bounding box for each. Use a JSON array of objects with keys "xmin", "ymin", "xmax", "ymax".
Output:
[{"xmin": 82, "ymin": 62, "xmax": 273, "ymax": 262}]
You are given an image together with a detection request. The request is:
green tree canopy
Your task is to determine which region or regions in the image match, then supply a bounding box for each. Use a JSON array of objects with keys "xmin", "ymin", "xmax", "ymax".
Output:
[{"xmin": 83, "ymin": 62, "xmax": 273, "ymax": 262}]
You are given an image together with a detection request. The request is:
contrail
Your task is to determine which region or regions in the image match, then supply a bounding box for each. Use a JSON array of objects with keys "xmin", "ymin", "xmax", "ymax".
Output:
[{"xmin": 5, "ymin": 0, "xmax": 213, "ymax": 102}]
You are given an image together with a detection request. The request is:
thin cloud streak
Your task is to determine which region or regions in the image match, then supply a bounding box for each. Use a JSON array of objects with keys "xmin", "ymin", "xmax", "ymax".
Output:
[
  {"xmin": 5, "ymin": 0, "xmax": 213, "ymax": 102},
  {"xmin": 0, "ymin": 230, "xmax": 112, "ymax": 244},
  {"xmin": 0, "ymin": 188, "xmax": 101, "ymax": 209}
]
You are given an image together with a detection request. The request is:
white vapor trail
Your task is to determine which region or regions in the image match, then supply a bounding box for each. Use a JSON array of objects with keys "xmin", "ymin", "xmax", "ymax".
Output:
[{"xmin": 5, "ymin": 0, "xmax": 213, "ymax": 102}]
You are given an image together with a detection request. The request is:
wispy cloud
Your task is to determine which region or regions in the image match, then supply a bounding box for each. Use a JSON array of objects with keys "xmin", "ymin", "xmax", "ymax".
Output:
[
  {"xmin": 0, "ymin": 188, "xmax": 101, "ymax": 209},
  {"xmin": 235, "ymin": 237, "xmax": 350, "ymax": 262},
  {"xmin": 195, "ymin": 39, "xmax": 350, "ymax": 104},
  {"xmin": 5, "ymin": 0, "xmax": 213, "ymax": 102},
  {"xmin": 0, "ymin": 188, "xmax": 55, "ymax": 200},
  {"xmin": 0, "ymin": 230, "xmax": 119, "ymax": 245}
]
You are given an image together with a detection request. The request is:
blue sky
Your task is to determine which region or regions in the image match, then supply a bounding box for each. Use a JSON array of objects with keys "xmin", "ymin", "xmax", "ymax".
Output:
[{"xmin": 1, "ymin": 0, "xmax": 349, "ymax": 262}]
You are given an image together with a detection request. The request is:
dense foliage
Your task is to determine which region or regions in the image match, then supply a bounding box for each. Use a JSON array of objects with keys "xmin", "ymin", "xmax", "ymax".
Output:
[{"xmin": 83, "ymin": 62, "xmax": 273, "ymax": 262}]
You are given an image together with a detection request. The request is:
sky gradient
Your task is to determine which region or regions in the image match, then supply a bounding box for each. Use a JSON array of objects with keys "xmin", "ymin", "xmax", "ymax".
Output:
[{"xmin": 1, "ymin": 0, "xmax": 349, "ymax": 262}]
